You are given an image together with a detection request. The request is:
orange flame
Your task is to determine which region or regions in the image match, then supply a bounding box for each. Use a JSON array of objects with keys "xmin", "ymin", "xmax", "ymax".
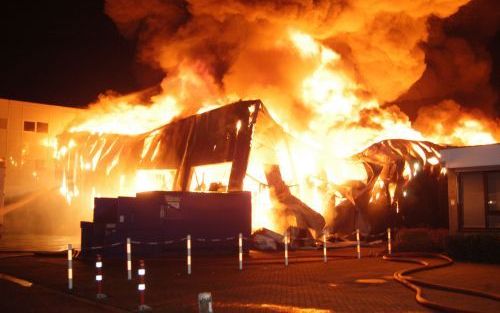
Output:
[{"xmin": 55, "ymin": 28, "xmax": 498, "ymax": 233}]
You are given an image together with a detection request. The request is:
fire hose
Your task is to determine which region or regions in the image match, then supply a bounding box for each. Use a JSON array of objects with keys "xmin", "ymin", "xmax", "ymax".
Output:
[
  {"xmin": 383, "ymin": 252, "xmax": 500, "ymax": 313},
  {"xmin": 0, "ymin": 187, "xmax": 57, "ymax": 217}
]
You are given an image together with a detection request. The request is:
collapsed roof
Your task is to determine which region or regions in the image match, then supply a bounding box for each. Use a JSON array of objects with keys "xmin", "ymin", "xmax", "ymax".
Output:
[{"xmin": 57, "ymin": 100, "xmax": 445, "ymax": 236}]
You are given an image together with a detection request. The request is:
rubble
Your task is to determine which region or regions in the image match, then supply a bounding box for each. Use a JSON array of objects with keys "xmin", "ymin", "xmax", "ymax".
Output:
[
  {"xmin": 265, "ymin": 165, "xmax": 326, "ymax": 236},
  {"xmin": 252, "ymin": 228, "xmax": 283, "ymax": 251}
]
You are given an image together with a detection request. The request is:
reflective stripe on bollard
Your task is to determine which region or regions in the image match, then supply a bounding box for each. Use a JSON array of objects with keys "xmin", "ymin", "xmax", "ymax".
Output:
[
  {"xmin": 126, "ymin": 238, "xmax": 132, "ymax": 280},
  {"xmin": 238, "ymin": 233, "xmax": 243, "ymax": 271},
  {"xmin": 323, "ymin": 232, "xmax": 328, "ymax": 263},
  {"xmin": 187, "ymin": 235, "xmax": 192, "ymax": 275},
  {"xmin": 387, "ymin": 228, "xmax": 392, "ymax": 255},
  {"xmin": 67, "ymin": 244, "xmax": 73, "ymax": 290},
  {"xmin": 137, "ymin": 259, "xmax": 151, "ymax": 312},
  {"xmin": 356, "ymin": 229, "xmax": 361, "ymax": 259},
  {"xmin": 95, "ymin": 254, "xmax": 106, "ymax": 299},
  {"xmin": 284, "ymin": 232, "xmax": 289, "ymax": 267}
]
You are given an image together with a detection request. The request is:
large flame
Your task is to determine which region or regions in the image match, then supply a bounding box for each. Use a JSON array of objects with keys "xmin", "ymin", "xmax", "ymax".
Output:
[{"xmin": 54, "ymin": 3, "xmax": 499, "ymax": 233}]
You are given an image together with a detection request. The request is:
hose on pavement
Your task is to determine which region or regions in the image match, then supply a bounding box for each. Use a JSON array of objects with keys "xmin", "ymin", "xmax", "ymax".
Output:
[{"xmin": 383, "ymin": 252, "xmax": 500, "ymax": 313}]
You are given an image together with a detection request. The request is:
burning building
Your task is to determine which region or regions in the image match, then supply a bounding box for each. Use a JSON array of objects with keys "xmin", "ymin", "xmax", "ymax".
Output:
[
  {"xmin": 60, "ymin": 100, "xmax": 326, "ymax": 238},
  {"xmin": 4, "ymin": 0, "xmax": 500, "ymax": 244},
  {"xmin": 59, "ymin": 99, "xmax": 449, "ymax": 244},
  {"xmin": 54, "ymin": 0, "xmax": 500, "ymax": 243}
]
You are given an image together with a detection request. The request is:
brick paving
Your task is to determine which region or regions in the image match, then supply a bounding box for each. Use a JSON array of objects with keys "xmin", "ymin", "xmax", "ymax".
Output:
[
  {"xmin": 411, "ymin": 260, "xmax": 500, "ymax": 312},
  {"xmin": 0, "ymin": 248, "xmax": 498, "ymax": 312}
]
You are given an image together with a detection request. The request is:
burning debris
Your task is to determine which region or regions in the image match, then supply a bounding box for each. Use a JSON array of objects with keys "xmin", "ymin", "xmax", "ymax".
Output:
[
  {"xmin": 265, "ymin": 164, "xmax": 325, "ymax": 236},
  {"xmin": 252, "ymin": 228, "xmax": 283, "ymax": 251},
  {"xmin": 327, "ymin": 139, "xmax": 446, "ymax": 235},
  {"xmin": 58, "ymin": 100, "xmax": 450, "ymax": 238}
]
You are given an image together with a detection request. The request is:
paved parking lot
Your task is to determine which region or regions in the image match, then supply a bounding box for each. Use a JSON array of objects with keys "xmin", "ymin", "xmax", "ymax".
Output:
[{"xmin": 0, "ymin": 248, "xmax": 498, "ymax": 312}]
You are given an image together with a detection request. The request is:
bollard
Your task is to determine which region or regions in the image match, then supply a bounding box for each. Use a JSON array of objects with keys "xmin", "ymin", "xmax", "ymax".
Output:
[
  {"xmin": 238, "ymin": 233, "xmax": 243, "ymax": 271},
  {"xmin": 187, "ymin": 234, "xmax": 192, "ymax": 275},
  {"xmin": 67, "ymin": 244, "xmax": 73, "ymax": 290},
  {"xmin": 284, "ymin": 232, "xmax": 289, "ymax": 267},
  {"xmin": 137, "ymin": 260, "xmax": 151, "ymax": 312},
  {"xmin": 95, "ymin": 254, "xmax": 107, "ymax": 299},
  {"xmin": 198, "ymin": 292, "xmax": 213, "ymax": 313},
  {"xmin": 387, "ymin": 227, "xmax": 392, "ymax": 255},
  {"xmin": 126, "ymin": 238, "xmax": 132, "ymax": 280},
  {"xmin": 323, "ymin": 231, "xmax": 328, "ymax": 263},
  {"xmin": 356, "ymin": 229, "xmax": 361, "ymax": 259}
]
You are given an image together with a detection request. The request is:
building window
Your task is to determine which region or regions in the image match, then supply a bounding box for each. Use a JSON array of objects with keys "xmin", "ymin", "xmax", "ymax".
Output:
[
  {"xmin": 460, "ymin": 172, "xmax": 485, "ymax": 228},
  {"xmin": 36, "ymin": 122, "xmax": 49, "ymax": 133},
  {"xmin": 189, "ymin": 162, "xmax": 231, "ymax": 192},
  {"xmin": 460, "ymin": 171, "xmax": 500, "ymax": 230},
  {"xmin": 0, "ymin": 118, "xmax": 7, "ymax": 129},
  {"xmin": 487, "ymin": 172, "xmax": 500, "ymax": 228},
  {"xmin": 24, "ymin": 121, "xmax": 36, "ymax": 132}
]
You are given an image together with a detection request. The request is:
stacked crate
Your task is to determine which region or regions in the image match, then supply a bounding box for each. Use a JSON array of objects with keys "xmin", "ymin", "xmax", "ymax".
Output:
[{"xmin": 81, "ymin": 191, "xmax": 252, "ymax": 258}]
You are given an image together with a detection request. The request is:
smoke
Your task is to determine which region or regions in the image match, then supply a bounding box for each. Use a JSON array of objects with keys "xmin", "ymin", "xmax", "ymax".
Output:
[
  {"xmin": 398, "ymin": 0, "xmax": 500, "ymax": 119},
  {"xmin": 102, "ymin": 0, "xmax": 475, "ymax": 131}
]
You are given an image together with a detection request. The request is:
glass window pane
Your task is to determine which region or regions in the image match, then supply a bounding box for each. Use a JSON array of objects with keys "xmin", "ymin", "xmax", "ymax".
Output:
[
  {"xmin": 134, "ymin": 169, "xmax": 176, "ymax": 193},
  {"xmin": 487, "ymin": 215, "xmax": 500, "ymax": 229},
  {"xmin": 0, "ymin": 118, "xmax": 7, "ymax": 129},
  {"xmin": 24, "ymin": 121, "xmax": 35, "ymax": 132},
  {"xmin": 36, "ymin": 122, "xmax": 49, "ymax": 133},
  {"xmin": 461, "ymin": 172, "xmax": 485, "ymax": 228},
  {"xmin": 487, "ymin": 172, "xmax": 500, "ymax": 212},
  {"xmin": 189, "ymin": 162, "xmax": 232, "ymax": 192}
]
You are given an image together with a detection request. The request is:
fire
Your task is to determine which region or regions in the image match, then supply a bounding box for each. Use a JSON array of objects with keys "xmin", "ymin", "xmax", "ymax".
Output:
[
  {"xmin": 414, "ymin": 100, "xmax": 500, "ymax": 146},
  {"xmin": 135, "ymin": 169, "xmax": 176, "ymax": 193},
  {"xmin": 285, "ymin": 31, "xmax": 426, "ymax": 160},
  {"xmin": 189, "ymin": 163, "xmax": 232, "ymax": 192},
  {"xmin": 291, "ymin": 30, "xmax": 362, "ymax": 119},
  {"xmin": 70, "ymin": 94, "xmax": 180, "ymax": 135},
  {"xmin": 54, "ymin": 17, "xmax": 499, "ymax": 234}
]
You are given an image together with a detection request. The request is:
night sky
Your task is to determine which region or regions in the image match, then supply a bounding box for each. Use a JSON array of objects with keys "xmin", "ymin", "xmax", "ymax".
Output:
[
  {"xmin": 1, "ymin": 0, "xmax": 499, "ymax": 115},
  {"xmin": 0, "ymin": 0, "xmax": 163, "ymax": 107}
]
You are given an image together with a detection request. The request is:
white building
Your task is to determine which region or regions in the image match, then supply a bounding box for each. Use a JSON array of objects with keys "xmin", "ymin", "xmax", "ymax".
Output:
[
  {"xmin": 441, "ymin": 144, "xmax": 500, "ymax": 233},
  {"xmin": 0, "ymin": 98, "xmax": 81, "ymax": 225}
]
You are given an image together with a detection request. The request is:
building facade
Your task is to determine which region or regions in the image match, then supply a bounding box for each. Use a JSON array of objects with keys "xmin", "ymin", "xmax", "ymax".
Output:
[
  {"xmin": 442, "ymin": 144, "xmax": 500, "ymax": 233},
  {"xmin": 0, "ymin": 98, "xmax": 80, "ymax": 202}
]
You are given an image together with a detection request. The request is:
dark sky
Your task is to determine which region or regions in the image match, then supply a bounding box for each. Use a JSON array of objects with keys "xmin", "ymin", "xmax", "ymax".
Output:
[
  {"xmin": 0, "ymin": 0, "xmax": 498, "ymax": 114},
  {"xmin": 0, "ymin": 0, "xmax": 163, "ymax": 107}
]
